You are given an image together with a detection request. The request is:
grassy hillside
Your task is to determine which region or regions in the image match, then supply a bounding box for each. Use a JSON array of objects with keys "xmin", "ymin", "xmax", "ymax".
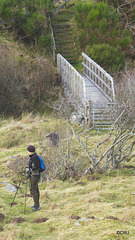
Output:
[
  {"xmin": 0, "ymin": 114, "xmax": 135, "ymax": 240},
  {"xmin": 0, "ymin": 2, "xmax": 135, "ymax": 238}
]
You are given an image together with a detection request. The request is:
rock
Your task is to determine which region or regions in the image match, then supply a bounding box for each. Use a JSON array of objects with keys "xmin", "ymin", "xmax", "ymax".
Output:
[
  {"xmin": 80, "ymin": 218, "xmax": 88, "ymax": 222},
  {"xmin": 75, "ymin": 220, "xmax": 80, "ymax": 226},
  {"xmin": 71, "ymin": 114, "xmax": 77, "ymax": 122},
  {"xmin": 4, "ymin": 184, "xmax": 17, "ymax": 192}
]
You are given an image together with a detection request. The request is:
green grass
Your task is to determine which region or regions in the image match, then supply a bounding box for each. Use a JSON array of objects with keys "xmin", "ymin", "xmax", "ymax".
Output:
[{"xmin": 0, "ymin": 113, "xmax": 135, "ymax": 240}]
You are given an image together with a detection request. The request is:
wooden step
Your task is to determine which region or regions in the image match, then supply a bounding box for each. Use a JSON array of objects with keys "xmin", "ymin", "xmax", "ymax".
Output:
[
  {"xmin": 50, "ymin": 2, "xmax": 77, "ymax": 65},
  {"xmin": 53, "ymin": 28, "xmax": 72, "ymax": 33},
  {"xmin": 52, "ymin": 24, "xmax": 71, "ymax": 28},
  {"xmin": 56, "ymin": 42, "xmax": 74, "ymax": 46},
  {"xmin": 55, "ymin": 38, "xmax": 73, "ymax": 43},
  {"xmin": 54, "ymin": 33, "xmax": 73, "ymax": 38}
]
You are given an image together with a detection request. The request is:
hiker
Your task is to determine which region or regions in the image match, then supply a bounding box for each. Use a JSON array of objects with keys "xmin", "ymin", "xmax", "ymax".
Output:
[{"xmin": 27, "ymin": 145, "xmax": 41, "ymax": 212}]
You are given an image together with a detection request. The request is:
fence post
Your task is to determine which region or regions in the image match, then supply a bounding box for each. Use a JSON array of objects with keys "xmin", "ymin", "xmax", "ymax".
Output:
[{"xmin": 85, "ymin": 100, "xmax": 92, "ymax": 127}]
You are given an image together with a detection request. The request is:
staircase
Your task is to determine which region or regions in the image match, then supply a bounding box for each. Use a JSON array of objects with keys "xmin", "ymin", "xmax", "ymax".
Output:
[
  {"xmin": 83, "ymin": 75, "xmax": 115, "ymax": 129},
  {"xmin": 90, "ymin": 103, "xmax": 115, "ymax": 130},
  {"xmin": 53, "ymin": 2, "xmax": 116, "ymax": 130},
  {"xmin": 51, "ymin": 2, "xmax": 78, "ymax": 64}
]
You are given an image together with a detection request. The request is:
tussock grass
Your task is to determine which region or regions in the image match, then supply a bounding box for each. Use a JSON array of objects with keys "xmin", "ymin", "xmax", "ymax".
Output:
[
  {"xmin": 0, "ymin": 114, "xmax": 135, "ymax": 239},
  {"xmin": 121, "ymin": 206, "xmax": 135, "ymax": 222}
]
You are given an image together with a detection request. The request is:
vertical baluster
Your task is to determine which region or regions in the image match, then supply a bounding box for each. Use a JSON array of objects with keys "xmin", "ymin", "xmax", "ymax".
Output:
[
  {"xmin": 69, "ymin": 65, "xmax": 71, "ymax": 93},
  {"xmin": 95, "ymin": 65, "xmax": 98, "ymax": 85}
]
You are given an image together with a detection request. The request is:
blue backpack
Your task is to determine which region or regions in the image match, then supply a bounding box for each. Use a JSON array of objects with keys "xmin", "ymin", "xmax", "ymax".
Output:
[{"xmin": 37, "ymin": 155, "xmax": 45, "ymax": 172}]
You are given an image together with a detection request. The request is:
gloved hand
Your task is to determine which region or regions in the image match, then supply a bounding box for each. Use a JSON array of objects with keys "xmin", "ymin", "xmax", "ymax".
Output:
[{"xmin": 26, "ymin": 170, "xmax": 31, "ymax": 179}]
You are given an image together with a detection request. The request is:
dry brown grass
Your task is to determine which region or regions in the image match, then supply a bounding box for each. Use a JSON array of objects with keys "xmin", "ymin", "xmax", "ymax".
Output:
[{"xmin": 0, "ymin": 114, "xmax": 135, "ymax": 239}]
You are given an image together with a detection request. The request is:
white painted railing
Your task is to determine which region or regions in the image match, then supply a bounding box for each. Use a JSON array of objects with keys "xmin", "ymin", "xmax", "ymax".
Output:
[
  {"xmin": 82, "ymin": 52, "xmax": 115, "ymax": 102},
  {"xmin": 50, "ymin": 25, "xmax": 56, "ymax": 62},
  {"xmin": 49, "ymin": 15, "xmax": 56, "ymax": 62},
  {"xmin": 57, "ymin": 54, "xmax": 87, "ymax": 104}
]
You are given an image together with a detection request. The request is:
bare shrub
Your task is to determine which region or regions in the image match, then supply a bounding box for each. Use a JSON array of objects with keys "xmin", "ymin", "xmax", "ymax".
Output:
[
  {"xmin": 7, "ymin": 156, "xmax": 28, "ymax": 180},
  {"xmin": 0, "ymin": 46, "xmax": 28, "ymax": 115},
  {"xmin": 115, "ymin": 69, "xmax": 135, "ymax": 118},
  {"xmin": 26, "ymin": 57, "xmax": 59, "ymax": 105},
  {"xmin": 0, "ymin": 44, "xmax": 59, "ymax": 115},
  {"xmin": 69, "ymin": 107, "xmax": 135, "ymax": 175},
  {"xmin": 38, "ymin": 125, "xmax": 87, "ymax": 181},
  {"xmin": 45, "ymin": 89, "xmax": 81, "ymax": 120}
]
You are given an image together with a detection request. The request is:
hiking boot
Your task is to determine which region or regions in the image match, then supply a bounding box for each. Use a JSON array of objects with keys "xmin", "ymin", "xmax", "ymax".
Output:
[
  {"xmin": 30, "ymin": 206, "xmax": 40, "ymax": 212},
  {"xmin": 30, "ymin": 205, "xmax": 35, "ymax": 209},
  {"xmin": 30, "ymin": 204, "xmax": 40, "ymax": 209}
]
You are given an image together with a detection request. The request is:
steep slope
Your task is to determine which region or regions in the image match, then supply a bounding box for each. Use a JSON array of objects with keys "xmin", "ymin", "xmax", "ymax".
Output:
[{"xmin": 51, "ymin": 3, "xmax": 78, "ymax": 64}]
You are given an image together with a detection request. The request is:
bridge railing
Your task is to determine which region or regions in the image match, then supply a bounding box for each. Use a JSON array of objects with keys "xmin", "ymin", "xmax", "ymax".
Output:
[
  {"xmin": 52, "ymin": 0, "xmax": 61, "ymax": 6},
  {"xmin": 57, "ymin": 54, "xmax": 87, "ymax": 104},
  {"xmin": 49, "ymin": 15, "xmax": 56, "ymax": 62},
  {"xmin": 82, "ymin": 52, "xmax": 115, "ymax": 102},
  {"xmin": 50, "ymin": 25, "xmax": 56, "ymax": 61},
  {"xmin": 52, "ymin": 0, "xmax": 71, "ymax": 14}
]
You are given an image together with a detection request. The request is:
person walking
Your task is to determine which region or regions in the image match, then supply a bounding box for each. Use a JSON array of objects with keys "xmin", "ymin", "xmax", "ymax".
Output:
[{"xmin": 27, "ymin": 145, "xmax": 41, "ymax": 211}]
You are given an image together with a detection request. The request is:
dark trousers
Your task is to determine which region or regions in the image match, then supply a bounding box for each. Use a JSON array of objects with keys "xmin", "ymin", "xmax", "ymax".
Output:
[{"xmin": 30, "ymin": 175, "xmax": 40, "ymax": 208}]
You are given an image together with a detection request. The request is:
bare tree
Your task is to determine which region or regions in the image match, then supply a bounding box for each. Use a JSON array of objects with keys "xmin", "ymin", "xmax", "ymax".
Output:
[
  {"xmin": 115, "ymin": 69, "xmax": 135, "ymax": 112},
  {"xmin": 38, "ymin": 125, "xmax": 82, "ymax": 181},
  {"xmin": 68, "ymin": 107, "xmax": 135, "ymax": 174}
]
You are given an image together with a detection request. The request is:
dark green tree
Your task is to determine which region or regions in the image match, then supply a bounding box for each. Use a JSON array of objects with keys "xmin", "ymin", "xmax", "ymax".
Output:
[
  {"xmin": 75, "ymin": 1, "xmax": 132, "ymax": 72},
  {"xmin": 86, "ymin": 44, "xmax": 125, "ymax": 72},
  {"xmin": 0, "ymin": 0, "xmax": 52, "ymax": 46}
]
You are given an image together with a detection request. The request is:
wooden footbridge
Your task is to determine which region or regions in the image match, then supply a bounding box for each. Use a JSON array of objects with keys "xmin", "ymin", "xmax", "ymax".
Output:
[
  {"xmin": 52, "ymin": 0, "xmax": 116, "ymax": 129},
  {"xmin": 57, "ymin": 53, "xmax": 115, "ymax": 129}
]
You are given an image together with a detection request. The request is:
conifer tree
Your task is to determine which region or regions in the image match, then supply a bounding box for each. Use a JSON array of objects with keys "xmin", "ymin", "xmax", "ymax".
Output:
[
  {"xmin": 0, "ymin": 0, "xmax": 52, "ymax": 45},
  {"xmin": 75, "ymin": 1, "xmax": 132, "ymax": 72}
]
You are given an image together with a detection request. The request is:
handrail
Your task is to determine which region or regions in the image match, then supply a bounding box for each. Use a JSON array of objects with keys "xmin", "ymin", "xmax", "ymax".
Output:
[
  {"xmin": 50, "ymin": 25, "xmax": 56, "ymax": 61},
  {"xmin": 49, "ymin": 15, "xmax": 56, "ymax": 61},
  {"xmin": 52, "ymin": 0, "xmax": 61, "ymax": 5},
  {"xmin": 52, "ymin": 0, "xmax": 71, "ymax": 14},
  {"xmin": 57, "ymin": 54, "xmax": 87, "ymax": 104},
  {"xmin": 0, "ymin": 18, "xmax": 15, "ymax": 24},
  {"xmin": 82, "ymin": 52, "xmax": 115, "ymax": 102}
]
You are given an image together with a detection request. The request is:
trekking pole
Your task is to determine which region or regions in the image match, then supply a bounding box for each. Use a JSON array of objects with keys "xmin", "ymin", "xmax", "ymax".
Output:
[
  {"xmin": 11, "ymin": 172, "xmax": 24, "ymax": 207},
  {"xmin": 24, "ymin": 176, "xmax": 27, "ymax": 214}
]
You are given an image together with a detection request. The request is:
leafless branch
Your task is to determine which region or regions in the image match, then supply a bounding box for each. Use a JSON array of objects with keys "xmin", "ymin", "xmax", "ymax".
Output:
[{"xmin": 68, "ymin": 120, "xmax": 93, "ymax": 164}]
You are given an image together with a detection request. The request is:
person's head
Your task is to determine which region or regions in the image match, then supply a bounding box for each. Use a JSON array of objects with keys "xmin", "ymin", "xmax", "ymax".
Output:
[{"xmin": 27, "ymin": 145, "xmax": 35, "ymax": 154}]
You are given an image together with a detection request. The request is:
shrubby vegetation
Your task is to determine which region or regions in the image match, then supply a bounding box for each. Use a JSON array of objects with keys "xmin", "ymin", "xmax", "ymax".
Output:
[
  {"xmin": 86, "ymin": 44, "xmax": 125, "ymax": 72},
  {"xmin": 0, "ymin": 0, "xmax": 52, "ymax": 53},
  {"xmin": 74, "ymin": 1, "xmax": 132, "ymax": 72},
  {"xmin": 0, "ymin": 44, "xmax": 59, "ymax": 115},
  {"xmin": 3, "ymin": 107, "xmax": 135, "ymax": 180},
  {"xmin": 0, "ymin": 0, "xmax": 134, "ymax": 71}
]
